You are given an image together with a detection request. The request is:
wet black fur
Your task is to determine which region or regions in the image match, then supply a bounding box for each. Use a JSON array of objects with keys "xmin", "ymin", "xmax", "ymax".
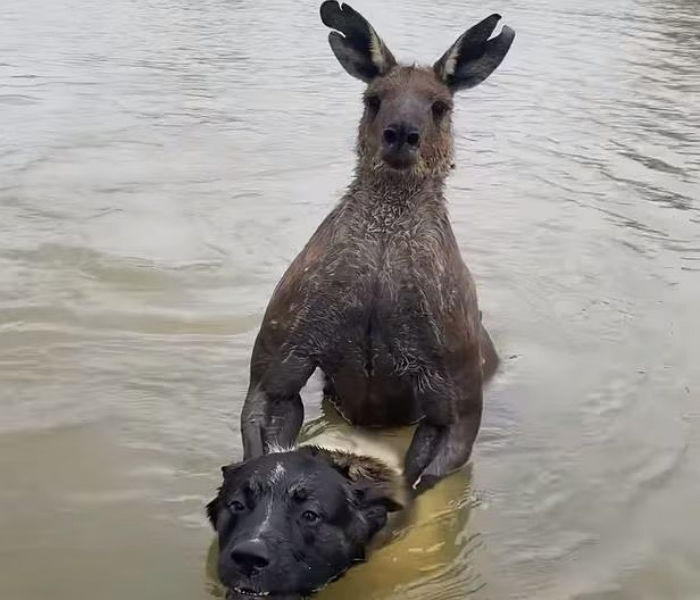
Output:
[{"xmin": 207, "ymin": 448, "xmax": 402, "ymax": 600}]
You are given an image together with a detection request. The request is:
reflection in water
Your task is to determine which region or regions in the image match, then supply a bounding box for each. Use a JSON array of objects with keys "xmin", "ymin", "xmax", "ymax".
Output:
[{"xmin": 1, "ymin": 0, "xmax": 699, "ymax": 599}]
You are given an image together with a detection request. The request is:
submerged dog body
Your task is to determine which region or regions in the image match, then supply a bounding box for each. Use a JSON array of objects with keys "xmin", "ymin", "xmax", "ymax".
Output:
[{"xmin": 241, "ymin": 1, "xmax": 514, "ymax": 491}]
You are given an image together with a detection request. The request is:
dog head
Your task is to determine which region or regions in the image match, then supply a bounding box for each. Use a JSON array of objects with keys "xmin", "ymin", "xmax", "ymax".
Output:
[{"xmin": 207, "ymin": 446, "xmax": 404, "ymax": 599}]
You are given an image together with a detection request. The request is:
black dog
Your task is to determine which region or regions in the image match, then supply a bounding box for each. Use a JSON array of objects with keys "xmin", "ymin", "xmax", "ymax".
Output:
[{"xmin": 207, "ymin": 443, "xmax": 404, "ymax": 600}]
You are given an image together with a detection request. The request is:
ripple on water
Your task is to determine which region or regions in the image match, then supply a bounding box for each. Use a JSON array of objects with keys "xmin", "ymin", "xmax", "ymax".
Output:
[{"xmin": 1, "ymin": 0, "xmax": 699, "ymax": 599}]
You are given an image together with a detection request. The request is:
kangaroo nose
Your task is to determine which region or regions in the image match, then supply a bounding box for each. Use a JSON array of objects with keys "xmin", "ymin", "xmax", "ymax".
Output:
[
  {"xmin": 406, "ymin": 130, "xmax": 420, "ymax": 148},
  {"xmin": 382, "ymin": 124, "xmax": 420, "ymax": 149},
  {"xmin": 383, "ymin": 125, "xmax": 400, "ymax": 147},
  {"xmin": 230, "ymin": 539, "xmax": 270, "ymax": 574}
]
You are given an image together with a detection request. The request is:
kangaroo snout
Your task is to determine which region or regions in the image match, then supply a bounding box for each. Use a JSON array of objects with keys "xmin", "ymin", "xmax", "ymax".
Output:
[
  {"xmin": 382, "ymin": 121, "xmax": 421, "ymax": 169},
  {"xmin": 383, "ymin": 123, "xmax": 421, "ymax": 149}
]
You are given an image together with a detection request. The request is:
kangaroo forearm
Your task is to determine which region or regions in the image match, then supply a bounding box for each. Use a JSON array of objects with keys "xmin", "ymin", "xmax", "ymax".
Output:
[
  {"xmin": 404, "ymin": 389, "xmax": 482, "ymax": 493},
  {"xmin": 404, "ymin": 422, "xmax": 442, "ymax": 487},
  {"xmin": 241, "ymin": 389, "xmax": 304, "ymax": 459}
]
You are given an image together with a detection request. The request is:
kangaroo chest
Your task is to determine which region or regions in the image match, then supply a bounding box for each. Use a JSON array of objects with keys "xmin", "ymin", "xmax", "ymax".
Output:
[{"xmin": 312, "ymin": 218, "xmax": 456, "ymax": 426}]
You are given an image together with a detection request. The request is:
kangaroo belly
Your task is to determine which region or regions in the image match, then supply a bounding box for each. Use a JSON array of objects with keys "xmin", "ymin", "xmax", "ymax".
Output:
[
  {"xmin": 317, "ymin": 281, "xmax": 434, "ymax": 427},
  {"xmin": 322, "ymin": 343, "xmax": 422, "ymax": 427},
  {"xmin": 330, "ymin": 372, "xmax": 422, "ymax": 427}
]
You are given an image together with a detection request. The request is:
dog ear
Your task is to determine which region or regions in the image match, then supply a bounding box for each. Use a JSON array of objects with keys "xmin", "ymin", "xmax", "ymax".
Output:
[
  {"xmin": 206, "ymin": 462, "xmax": 244, "ymax": 529},
  {"xmin": 206, "ymin": 493, "xmax": 222, "ymax": 529},
  {"xmin": 323, "ymin": 449, "xmax": 405, "ymax": 513},
  {"xmin": 351, "ymin": 478, "xmax": 404, "ymax": 513},
  {"xmin": 433, "ymin": 14, "xmax": 515, "ymax": 92},
  {"xmin": 220, "ymin": 463, "xmax": 241, "ymax": 476},
  {"xmin": 320, "ymin": 1, "xmax": 396, "ymax": 82}
]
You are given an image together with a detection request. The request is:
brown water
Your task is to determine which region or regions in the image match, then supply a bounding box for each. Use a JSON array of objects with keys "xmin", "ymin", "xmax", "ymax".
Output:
[{"xmin": 1, "ymin": 0, "xmax": 699, "ymax": 598}]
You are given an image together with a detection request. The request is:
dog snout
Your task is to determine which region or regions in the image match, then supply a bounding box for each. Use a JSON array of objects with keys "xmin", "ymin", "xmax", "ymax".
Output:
[{"xmin": 230, "ymin": 539, "xmax": 271, "ymax": 575}]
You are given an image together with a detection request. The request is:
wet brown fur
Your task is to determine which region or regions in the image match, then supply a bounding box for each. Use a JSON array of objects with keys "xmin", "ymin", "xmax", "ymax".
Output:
[
  {"xmin": 357, "ymin": 67, "xmax": 455, "ymax": 180},
  {"xmin": 240, "ymin": 2, "xmax": 513, "ymax": 493}
]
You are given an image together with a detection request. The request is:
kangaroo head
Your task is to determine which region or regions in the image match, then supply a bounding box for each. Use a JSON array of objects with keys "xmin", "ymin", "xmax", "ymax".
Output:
[{"xmin": 320, "ymin": 2, "xmax": 515, "ymax": 178}]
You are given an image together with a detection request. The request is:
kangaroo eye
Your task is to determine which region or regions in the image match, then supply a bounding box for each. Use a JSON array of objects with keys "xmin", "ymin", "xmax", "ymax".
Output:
[
  {"xmin": 432, "ymin": 100, "xmax": 451, "ymax": 119},
  {"xmin": 301, "ymin": 510, "xmax": 320, "ymax": 523},
  {"xmin": 365, "ymin": 94, "xmax": 381, "ymax": 112},
  {"xmin": 229, "ymin": 500, "xmax": 246, "ymax": 513}
]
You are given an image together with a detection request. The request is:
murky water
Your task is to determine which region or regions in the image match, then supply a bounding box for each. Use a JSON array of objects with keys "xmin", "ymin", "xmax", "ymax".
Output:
[{"xmin": 1, "ymin": 0, "xmax": 699, "ymax": 598}]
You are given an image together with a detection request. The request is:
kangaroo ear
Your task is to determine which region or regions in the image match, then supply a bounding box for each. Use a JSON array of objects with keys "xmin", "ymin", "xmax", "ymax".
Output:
[
  {"xmin": 434, "ymin": 14, "xmax": 515, "ymax": 92},
  {"xmin": 320, "ymin": 1, "xmax": 397, "ymax": 82}
]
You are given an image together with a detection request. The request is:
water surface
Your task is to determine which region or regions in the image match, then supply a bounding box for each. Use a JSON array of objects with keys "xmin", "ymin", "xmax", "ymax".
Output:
[{"xmin": 1, "ymin": 0, "xmax": 699, "ymax": 598}]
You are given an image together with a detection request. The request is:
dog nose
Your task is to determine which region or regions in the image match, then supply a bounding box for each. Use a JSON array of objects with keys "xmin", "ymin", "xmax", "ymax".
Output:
[
  {"xmin": 383, "ymin": 123, "xmax": 420, "ymax": 150},
  {"xmin": 230, "ymin": 539, "xmax": 270, "ymax": 574}
]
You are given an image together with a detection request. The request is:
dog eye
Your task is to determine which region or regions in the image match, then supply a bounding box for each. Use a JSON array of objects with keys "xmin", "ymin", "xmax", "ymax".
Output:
[
  {"xmin": 364, "ymin": 94, "xmax": 381, "ymax": 112},
  {"xmin": 301, "ymin": 510, "xmax": 320, "ymax": 523},
  {"xmin": 432, "ymin": 100, "xmax": 451, "ymax": 119},
  {"xmin": 228, "ymin": 500, "xmax": 246, "ymax": 513}
]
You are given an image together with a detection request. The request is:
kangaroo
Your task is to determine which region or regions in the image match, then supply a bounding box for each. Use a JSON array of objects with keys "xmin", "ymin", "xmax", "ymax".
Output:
[{"xmin": 240, "ymin": 1, "xmax": 514, "ymax": 493}]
